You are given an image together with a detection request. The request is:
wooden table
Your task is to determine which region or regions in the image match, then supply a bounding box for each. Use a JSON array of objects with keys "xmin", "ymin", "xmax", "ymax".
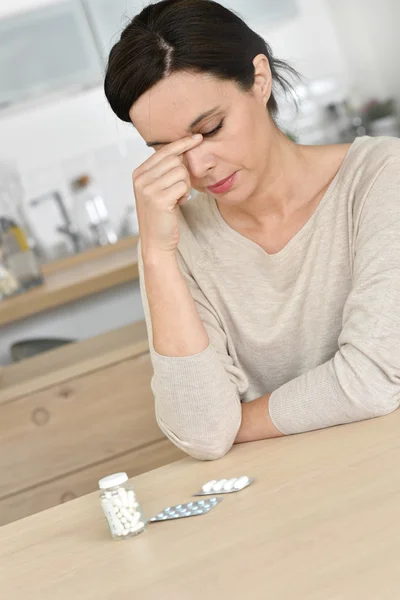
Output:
[
  {"xmin": 0, "ymin": 236, "xmax": 139, "ymax": 327},
  {"xmin": 2, "ymin": 410, "xmax": 400, "ymax": 599}
]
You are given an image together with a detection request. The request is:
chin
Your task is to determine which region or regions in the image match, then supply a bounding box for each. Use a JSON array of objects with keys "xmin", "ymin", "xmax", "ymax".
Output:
[{"xmin": 216, "ymin": 183, "xmax": 252, "ymax": 207}]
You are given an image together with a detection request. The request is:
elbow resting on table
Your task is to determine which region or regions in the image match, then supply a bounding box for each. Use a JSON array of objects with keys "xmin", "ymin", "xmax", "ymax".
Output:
[
  {"xmin": 156, "ymin": 415, "xmax": 240, "ymax": 461},
  {"xmin": 366, "ymin": 396, "xmax": 400, "ymax": 418},
  {"xmin": 344, "ymin": 382, "xmax": 400, "ymax": 422}
]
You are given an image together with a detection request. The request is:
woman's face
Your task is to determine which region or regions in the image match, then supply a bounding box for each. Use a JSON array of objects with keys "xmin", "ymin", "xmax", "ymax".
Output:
[{"xmin": 129, "ymin": 55, "xmax": 275, "ymax": 208}]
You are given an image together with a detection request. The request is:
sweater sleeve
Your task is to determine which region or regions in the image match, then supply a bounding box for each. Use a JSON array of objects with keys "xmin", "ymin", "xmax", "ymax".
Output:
[
  {"xmin": 137, "ymin": 240, "xmax": 249, "ymax": 460},
  {"xmin": 269, "ymin": 159, "xmax": 400, "ymax": 434}
]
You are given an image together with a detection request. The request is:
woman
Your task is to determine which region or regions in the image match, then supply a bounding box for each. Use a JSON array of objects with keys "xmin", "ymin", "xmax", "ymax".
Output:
[{"xmin": 105, "ymin": 0, "xmax": 400, "ymax": 460}]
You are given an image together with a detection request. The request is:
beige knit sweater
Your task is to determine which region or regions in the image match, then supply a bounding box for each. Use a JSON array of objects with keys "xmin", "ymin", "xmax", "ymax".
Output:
[{"xmin": 138, "ymin": 135, "xmax": 400, "ymax": 460}]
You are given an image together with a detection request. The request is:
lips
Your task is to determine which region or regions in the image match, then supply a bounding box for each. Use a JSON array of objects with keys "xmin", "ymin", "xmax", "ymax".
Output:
[{"xmin": 206, "ymin": 172, "xmax": 237, "ymax": 194}]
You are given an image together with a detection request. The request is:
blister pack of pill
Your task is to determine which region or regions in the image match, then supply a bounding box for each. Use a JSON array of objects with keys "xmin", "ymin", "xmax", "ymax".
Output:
[
  {"xmin": 149, "ymin": 497, "xmax": 222, "ymax": 522},
  {"xmin": 194, "ymin": 476, "xmax": 254, "ymax": 496}
]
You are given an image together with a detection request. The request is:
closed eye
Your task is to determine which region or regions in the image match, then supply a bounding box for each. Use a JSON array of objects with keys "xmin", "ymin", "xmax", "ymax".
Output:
[{"xmin": 202, "ymin": 119, "xmax": 224, "ymax": 137}]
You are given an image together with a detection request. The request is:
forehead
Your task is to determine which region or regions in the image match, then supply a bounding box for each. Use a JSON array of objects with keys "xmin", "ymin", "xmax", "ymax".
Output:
[{"xmin": 129, "ymin": 71, "xmax": 232, "ymax": 140}]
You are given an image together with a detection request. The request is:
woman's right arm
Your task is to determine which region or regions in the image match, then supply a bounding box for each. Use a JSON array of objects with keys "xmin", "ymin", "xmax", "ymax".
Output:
[
  {"xmin": 142, "ymin": 250, "xmax": 209, "ymax": 358},
  {"xmin": 134, "ymin": 135, "xmax": 246, "ymax": 460},
  {"xmin": 138, "ymin": 243, "xmax": 245, "ymax": 460}
]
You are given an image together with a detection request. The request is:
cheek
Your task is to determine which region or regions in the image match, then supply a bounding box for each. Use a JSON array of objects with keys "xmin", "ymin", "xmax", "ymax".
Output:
[
  {"xmin": 180, "ymin": 155, "xmax": 189, "ymax": 171},
  {"xmin": 230, "ymin": 113, "xmax": 258, "ymax": 153}
]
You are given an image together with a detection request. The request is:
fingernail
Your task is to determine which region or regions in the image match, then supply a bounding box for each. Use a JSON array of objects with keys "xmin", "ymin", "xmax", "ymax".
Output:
[{"xmin": 192, "ymin": 134, "xmax": 202, "ymax": 140}]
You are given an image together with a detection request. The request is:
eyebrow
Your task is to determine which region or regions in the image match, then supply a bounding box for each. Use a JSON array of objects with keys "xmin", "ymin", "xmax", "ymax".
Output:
[{"xmin": 146, "ymin": 106, "xmax": 221, "ymax": 147}]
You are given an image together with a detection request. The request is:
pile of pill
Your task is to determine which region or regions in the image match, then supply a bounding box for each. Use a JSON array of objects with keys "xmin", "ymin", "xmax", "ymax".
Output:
[
  {"xmin": 194, "ymin": 476, "xmax": 253, "ymax": 496},
  {"xmin": 150, "ymin": 498, "xmax": 221, "ymax": 522},
  {"xmin": 100, "ymin": 487, "xmax": 145, "ymax": 538}
]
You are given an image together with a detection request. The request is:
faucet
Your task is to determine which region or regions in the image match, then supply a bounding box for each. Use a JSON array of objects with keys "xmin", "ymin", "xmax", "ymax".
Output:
[{"xmin": 30, "ymin": 191, "xmax": 87, "ymax": 254}]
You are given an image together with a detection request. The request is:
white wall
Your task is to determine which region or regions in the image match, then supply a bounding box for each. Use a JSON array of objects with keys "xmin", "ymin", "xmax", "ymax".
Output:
[
  {"xmin": 326, "ymin": 0, "xmax": 400, "ymax": 106},
  {"xmin": 260, "ymin": 0, "xmax": 348, "ymax": 85},
  {"xmin": 0, "ymin": 0, "xmax": 61, "ymax": 18}
]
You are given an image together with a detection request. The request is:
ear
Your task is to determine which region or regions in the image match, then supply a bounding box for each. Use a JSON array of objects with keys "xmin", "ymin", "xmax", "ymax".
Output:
[{"xmin": 252, "ymin": 54, "xmax": 273, "ymax": 105}]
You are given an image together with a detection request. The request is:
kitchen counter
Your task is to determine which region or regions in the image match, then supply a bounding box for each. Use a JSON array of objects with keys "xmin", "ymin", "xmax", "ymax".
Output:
[
  {"xmin": 2, "ymin": 409, "xmax": 400, "ymax": 598},
  {"xmin": 0, "ymin": 236, "xmax": 139, "ymax": 327}
]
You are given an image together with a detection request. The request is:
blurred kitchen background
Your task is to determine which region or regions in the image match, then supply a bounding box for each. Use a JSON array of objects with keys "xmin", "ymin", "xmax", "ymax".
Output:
[{"xmin": 0, "ymin": 0, "xmax": 399, "ymax": 364}]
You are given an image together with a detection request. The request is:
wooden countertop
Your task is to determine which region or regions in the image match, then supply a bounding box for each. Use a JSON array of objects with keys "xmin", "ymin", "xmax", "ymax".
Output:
[
  {"xmin": 0, "ymin": 320, "xmax": 149, "ymax": 404},
  {"xmin": 0, "ymin": 236, "xmax": 140, "ymax": 328},
  {"xmin": 2, "ymin": 409, "xmax": 400, "ymax": 599}
]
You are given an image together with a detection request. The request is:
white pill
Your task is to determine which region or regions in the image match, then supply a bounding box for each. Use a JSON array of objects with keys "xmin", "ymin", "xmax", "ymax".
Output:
[
  {"xmin": 131, "ymin": 521, "xmax": 145, "ymax": 533},
  {"xmin": 112, "ymin": 497, "xmax": 122, "ymax": 508},
  {"xmin": 223, "ymin": 478, "xmax": 237, "ymax": 492},
  {"xmin": 122, "ymin": 530, "xmax": 129, "ymax": 536},
  {"xmin": 121, "ymin": 517, "xmax": 128, "ymax": 524},
  {"xmin": 233, "ymin": 476, "xmax": 250, "ymax": 490},
  {"xmin": 202, "ymin": 480, "xmax": 217, "ymax": 493},
  {"xmin": 104, "ymin": 504, "xmax": 124, "ymax": 536},
  {"xmin": 127, "ymin": 490, "xmax": 136, "ymax": 508},
  {"xmin": 212, "ymin": 479, "xmax": 228, "ymax": 492},
  {"xmin": 118, "ymin": 487, "xmax": 129, "ymax": 506},
  {"xmin": 131, "ymin": 511, "xmax": 140, "ymax": 522},
  {"xmin": 120, "ymin": 507, "xmax": 133, "ymax": 522},
  {"xmin": 104, "ymin": 491, "xmax": 112, "ymax": 499}
]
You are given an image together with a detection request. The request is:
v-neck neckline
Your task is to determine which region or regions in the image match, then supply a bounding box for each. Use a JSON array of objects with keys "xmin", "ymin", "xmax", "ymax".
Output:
[{"xmin": 207, "ymin": 137, "xmax": 362, "ymax": 262}]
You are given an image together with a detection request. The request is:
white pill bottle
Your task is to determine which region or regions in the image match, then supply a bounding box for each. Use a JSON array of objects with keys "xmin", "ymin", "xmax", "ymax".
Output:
[{"xmin": 98, "ymin": 472, "xmax": 146, "ymax": 540}]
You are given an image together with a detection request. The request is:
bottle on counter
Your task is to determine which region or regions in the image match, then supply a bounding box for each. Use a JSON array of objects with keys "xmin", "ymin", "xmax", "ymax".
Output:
[
  {"xmin": 0, "ymin": 217, "xmax": 44, "ymax": 292},
  {"xmin": 99, "ymin": 472, "xmax": 147, "ymax": 540},
  {"xmin": 0, "ymin": 161, "xmax": 44, "ymax": 292},
  {"xmin": 118, "ymin": 204, "xmax": 139, "ymax": 238},
  {"xmin": 0, "ymin": 261, "xmax": 20, "ymax": 299},
  {"xmin": 70, "ymin": 175, "xmax": 117, "ymax": 247}
]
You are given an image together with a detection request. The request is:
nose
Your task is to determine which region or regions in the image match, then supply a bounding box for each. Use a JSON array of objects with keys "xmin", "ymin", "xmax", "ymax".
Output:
[{"xmin": 183, "ymin": 143, "xmax": 215, "ymax": 181}]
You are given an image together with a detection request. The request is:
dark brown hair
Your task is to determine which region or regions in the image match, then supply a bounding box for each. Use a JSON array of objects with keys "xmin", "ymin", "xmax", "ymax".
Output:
[{"xmin": 104, "ymin": 0, "xmax": 299, "ymax": 123}]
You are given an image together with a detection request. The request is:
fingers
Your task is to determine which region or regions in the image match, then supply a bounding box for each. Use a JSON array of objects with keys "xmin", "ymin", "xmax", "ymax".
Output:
[
  {"xmin": 143, "ymin": 165, "xmax": 190, "ymax": 202},
  {"xmin": 134, "ymin": 134, "xmax": 203, "ymax": 177},
  {"xmin": 138, "ymin": 154, "xmax": 182, "ymax": 183},
  {"xmin": 153, "ymin": 164, "xmax": 190, "ymax": 191}
]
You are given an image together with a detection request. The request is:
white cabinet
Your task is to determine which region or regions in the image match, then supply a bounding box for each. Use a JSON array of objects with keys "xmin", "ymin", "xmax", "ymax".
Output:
[
  {"xmin": 83, "ymin": 0, "xmax": 144, "ymax": 63},
  {"xmin": 0, "ymin": 0, "xmax": 102, "ymax": 110}
]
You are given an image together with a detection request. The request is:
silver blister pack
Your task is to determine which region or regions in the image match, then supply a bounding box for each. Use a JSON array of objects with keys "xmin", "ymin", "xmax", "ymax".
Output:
[
  {"xmin": 149, "ymin": 497, "xmax": 222, "ymax": 522},
  {"xmin": 194, "ymin": 476, "xmax": 254, "ymax": 496}
]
